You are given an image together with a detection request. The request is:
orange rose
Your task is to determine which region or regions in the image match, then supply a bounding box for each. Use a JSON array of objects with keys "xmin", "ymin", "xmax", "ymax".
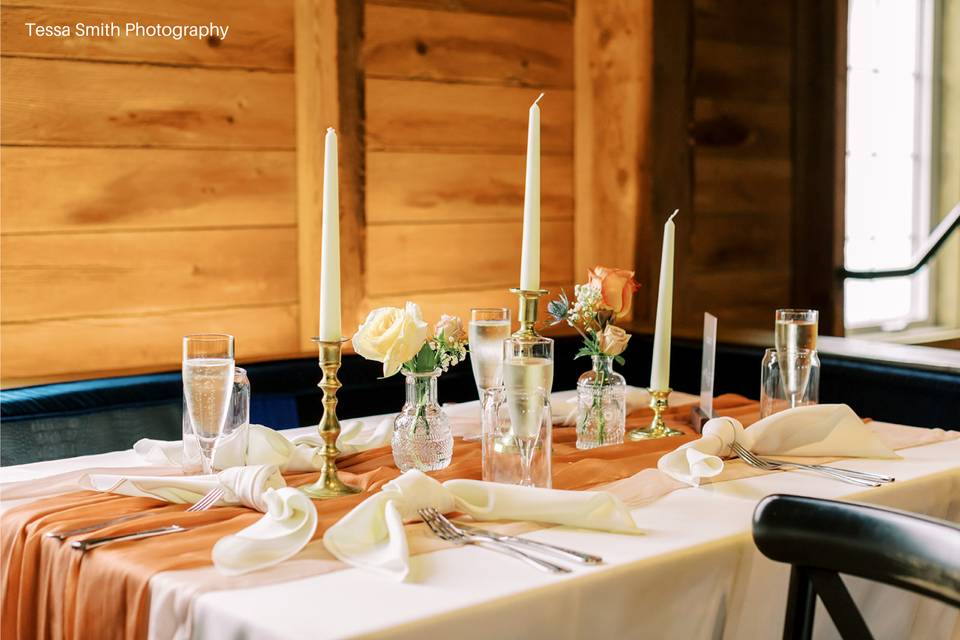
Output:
[{"xmin": 587, "ymin": 266, "xmax": 640, "ymax": 318}]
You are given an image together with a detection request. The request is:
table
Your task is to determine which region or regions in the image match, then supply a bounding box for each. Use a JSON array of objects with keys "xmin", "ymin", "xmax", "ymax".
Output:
[{"xmin": 2, "ymin": 392, "xmax": 958, "ymax": 640}]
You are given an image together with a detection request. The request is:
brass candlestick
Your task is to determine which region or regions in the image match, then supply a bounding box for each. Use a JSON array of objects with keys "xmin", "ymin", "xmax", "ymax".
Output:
[
  {"xmin": 299, "ymin": 338, "xmax": 360, "ymax": 499},
  {"xmin": 510, "ymin": 287, "xmax": 549, "ymax": 338},
  {"xmin": 628, "ymin": 388, "xmax": 683, "ymax": 440}
]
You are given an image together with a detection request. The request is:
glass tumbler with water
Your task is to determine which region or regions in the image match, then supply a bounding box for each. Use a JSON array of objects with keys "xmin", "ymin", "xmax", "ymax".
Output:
[{"xmin": 182, "ymin": 334, "xmax": 235, "ymax": 474}]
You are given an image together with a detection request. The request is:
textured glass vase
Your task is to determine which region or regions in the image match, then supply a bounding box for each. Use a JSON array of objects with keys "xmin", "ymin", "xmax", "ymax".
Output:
[
  {"xmin": 392, "ymin": 369, "xmax": 453, "ymax": 471},
  {"xmin": 576, "ymin": 356, "xmax": 626, "ymax": 449}
]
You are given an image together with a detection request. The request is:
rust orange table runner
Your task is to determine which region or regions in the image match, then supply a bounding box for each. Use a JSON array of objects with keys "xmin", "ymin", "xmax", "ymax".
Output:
[{"xmin": 1, "ymin": 394, "xmax": 759, "ymax": 640}]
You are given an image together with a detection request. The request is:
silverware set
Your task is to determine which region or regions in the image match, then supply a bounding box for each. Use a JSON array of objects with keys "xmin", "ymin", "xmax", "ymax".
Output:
[
  {"xmin": 731, "ymin": 442, "xmax": 895, "ymax": 487},
  {"xmin": 45, "ymin": 486, "xmax": 225, "ymax": 553},
  {"xmin": 418, "ymin": 507, "xmax": 601, "ymax": 574}
]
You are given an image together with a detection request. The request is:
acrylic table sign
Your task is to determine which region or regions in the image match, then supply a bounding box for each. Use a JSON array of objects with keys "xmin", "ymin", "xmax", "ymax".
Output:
[{"xmin": 690, "ymin": 312, "xmax": 718, "ymax": 433}]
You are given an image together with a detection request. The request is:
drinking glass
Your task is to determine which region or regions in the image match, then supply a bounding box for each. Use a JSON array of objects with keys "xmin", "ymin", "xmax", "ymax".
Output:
[
  {"xmin": 183, "ymin": 367, "xmax": 250, "ymax": 472},
  {"xmin": 469, "ymin": 308, "xmax": 511, "ymax": 439},
  {"xmin": 761, "ymin": 348, "xmax": 820, "ymax": 418},
  {"xmin": 503, "ymin": 388, "xmax": 546, "ymax": 487},
  {"xmin": 182, "ymin": 334, "xmax": 235, "ymax": 474},
  {"xmin": 774, "ymin": 309, "xmax": 819, "ymax": 408}
]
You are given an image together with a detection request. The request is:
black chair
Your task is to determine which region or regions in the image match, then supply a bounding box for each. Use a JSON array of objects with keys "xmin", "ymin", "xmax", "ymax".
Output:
[{"xmin": 752, "ymin": 494, "xmax": 960, "ymax": 640}]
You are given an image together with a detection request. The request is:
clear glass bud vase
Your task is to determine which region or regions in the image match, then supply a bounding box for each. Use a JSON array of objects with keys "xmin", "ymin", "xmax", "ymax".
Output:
[
  {"xmin": 576, "ymin": 355, "xmax": 626, "ymax": 449},
  {"xmin": 392, "ymin": 369, "xmax": 453, "ymax": 471}
]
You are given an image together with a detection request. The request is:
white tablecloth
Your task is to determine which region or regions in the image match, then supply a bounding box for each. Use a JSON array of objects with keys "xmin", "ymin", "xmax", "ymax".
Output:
[{"xmin": 2, "ymin": 393, "xmax": 958, "ymax": 640}]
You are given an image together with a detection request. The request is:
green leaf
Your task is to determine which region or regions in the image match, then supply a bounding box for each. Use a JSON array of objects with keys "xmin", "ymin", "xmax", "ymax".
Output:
[{"xmin": 614, "ymin": 355, "xmax": 626, "ymax": 366}]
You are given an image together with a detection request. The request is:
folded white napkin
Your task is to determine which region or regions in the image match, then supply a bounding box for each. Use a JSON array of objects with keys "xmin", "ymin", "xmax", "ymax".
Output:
[
  {"xmin": 212, "ymin": 487, "xmax": 318, "ymax": 575},
  {"xmin": 658, "ymin": 404, "xmax": 898, "ymax": 486},
  {"xmin": 83, "ymin": 464, "xmax": 319, "ymax": 575},
  {"xmin": 323, "ymin": 469, "xmax": 640, "ymax": 580},
  {"xmin": 134, "ymin": 419, "xmax": 393, "ymax": 472},
  {"xmin": 82, "ymin": 464, "xmax": 285, "ymax": 511}
]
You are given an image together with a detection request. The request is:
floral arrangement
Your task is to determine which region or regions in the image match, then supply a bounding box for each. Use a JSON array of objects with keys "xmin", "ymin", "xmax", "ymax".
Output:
[
  {"xmin": 352, "ymin": 302, "xmax": 467, "ymax": 377},
  {"xmin": 547, "ymin": 266, "xmax": 640, "ymax": 362}
]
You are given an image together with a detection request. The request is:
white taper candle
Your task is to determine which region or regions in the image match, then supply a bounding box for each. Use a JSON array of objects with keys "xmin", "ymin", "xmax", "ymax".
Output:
[
  {"xmin": 519, "ymin": 93, "xmax": 544, "ymax": 290},
  {"xmin": 318, "ymin": 127, "xmax": 341, "ymax": 341},
  {"xmin": 650, "ymin": 210, "xmax": 679, "ymax": 390}
]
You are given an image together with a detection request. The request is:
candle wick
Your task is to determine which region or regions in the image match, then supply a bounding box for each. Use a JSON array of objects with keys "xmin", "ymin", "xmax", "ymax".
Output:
[
  {"xmin": 668, "ymin": 209, "xmax": 679, "ymax": 222},
  {"xmin": 533, "ymin": 92, "xmax": 544, "ymax": 106},
  {"xmin": 326, "ymin": 127, "xmax": 335, "ymax": 134}
]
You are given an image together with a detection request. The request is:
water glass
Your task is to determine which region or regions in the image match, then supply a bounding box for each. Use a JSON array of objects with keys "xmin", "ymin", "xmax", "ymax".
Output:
[
  {"xmin": 482, "ymin": 387, "xmax": 552, "ymax": 488},
  {"xmin": 469, "ymin": 308, "xmax": 511, "ymax": 442},
  {"xmin": 182, "ymin": 366, "xmax": 250, "ymax": 472},
  {"xmin": 182, "ymin": 334, "xmax": 235, "ymax": 474},
  {"xmin": 761, "ymin": 348, "xmax": 820, "ymax": 418}
]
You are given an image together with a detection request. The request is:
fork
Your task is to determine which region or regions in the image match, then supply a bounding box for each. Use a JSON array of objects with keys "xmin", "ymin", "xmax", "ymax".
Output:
[
  {"xmin": 732, "ymin": 443, "xmax": 881, "ymax": 487},
  {"xmin": 418, "ymin": 508, "xmax": 571, "ymax": 574},
  {"xmin": 46, "ymin": 486, "xmax": 225, "ymax": 541},
  {"xmin": 422, "ymin": 508, "xmax": 602, "ymax": 565}
]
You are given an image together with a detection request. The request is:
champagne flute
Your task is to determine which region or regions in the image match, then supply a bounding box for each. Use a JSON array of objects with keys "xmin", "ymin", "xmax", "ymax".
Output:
[
  {"xmin": 503, "ymin": 388, "xmax": 546, "ymax": 487},
  {"xmin": 774, "ymin": 309, "xmax": 818, "ymax": 408},
  {"xmin": 469, "ymin": 308, "xmax": 511, "ymax": 439},
  {"xmin": 182, "ymin": 334, "xmax": 235, "ymax": 474}
]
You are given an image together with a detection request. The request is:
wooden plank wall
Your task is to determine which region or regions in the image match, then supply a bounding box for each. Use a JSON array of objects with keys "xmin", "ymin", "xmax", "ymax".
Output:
[
  {"xmin": 674, "ymin": 0, "xmax": 795, "ymax": 334},
  {"xmin": 1, "ymin": 1, "xmax": 299, "ymax": 383},
  {"xmin": 357, "ymin": 0, "xmax": 576, "ymax": 329}
]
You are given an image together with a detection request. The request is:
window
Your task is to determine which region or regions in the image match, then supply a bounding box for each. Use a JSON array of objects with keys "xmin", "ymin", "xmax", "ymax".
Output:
[{"xmin": 844, "ymin": 0, "xmax": 936, "ymax": 331}]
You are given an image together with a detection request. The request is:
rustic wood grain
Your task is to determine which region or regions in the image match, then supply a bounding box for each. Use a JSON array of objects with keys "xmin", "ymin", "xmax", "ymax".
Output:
[
  {"xmin": 364, "ymin": 220, "xmax": 573, "ymax": 296},
  {"xmin": 1, "ymin": 57, "xmax": 295, "ymax": 148},
  {"xmin": 1, "ymin": 147, "xmax": 295, "ymax": 233},
  {"xmin": 574, "ymin": 0, "xmax": 654, "ymax": 309},
  {"xmin": 692, "ymin": 97, "xmax": 790, "ymax": 158},
  {"xmin": 0, "ymin": 1, "xmax": 293, "ymax": 70},
  {"xmin": 366, "ymin": 79, "xmax": 573, "ymax": 153},
  {"xmin": 366, "ymin": 151, "xmax": 572, "ymax": 224},
  {"xmin": 694, "ymin": 155, "xmax": 792, "ymax": 216},
  {"xmin": 1, "ymin": 228, "xmax": 298, "ymax": 322},
  {"xmin": 1, "ymin": 304, "xmax": 300, "ymax": 380},
  {"xmin": 364, "ymin": 3, "xmax": 572, "ymax": 87},
  {"xmin": 687, "ymin": 212, "xmax": 791, "ymax": 274},
  {"xmin": 365, "ymin": 0, "xmax": 574, "ymax": 21},
  {"xmin": 694, "ymin": 39, "xmax": 791, "ymax": 104},
  {"xmin": 694, "ymin": 0, "xmax": 791, "ymax": 46}
]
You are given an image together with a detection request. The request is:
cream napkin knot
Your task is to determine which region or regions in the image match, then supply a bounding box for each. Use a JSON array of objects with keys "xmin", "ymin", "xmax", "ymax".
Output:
[
  {"xmin": 82, "ymin": 464, "xmax": 285, "ymax": 510},
  {"xmin": 658, "ymin": 404, "xmax": 898, "ymax": 486},
  {"xmin": 134, "ymin": 420, "xmax": 393, "ymax": 472},
  {"xmin": 212, "ymin": 487, "xmax": 318, "ymax": 575},
  {"xmin": 323, "ymin": 469, "xmax": 640, "ymax": 580}
]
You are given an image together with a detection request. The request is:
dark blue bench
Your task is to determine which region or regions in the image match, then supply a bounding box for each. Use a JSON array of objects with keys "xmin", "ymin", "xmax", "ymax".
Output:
[{"xmin": 2, "ymin": 336, "xmax": 957, "ymax": 466}]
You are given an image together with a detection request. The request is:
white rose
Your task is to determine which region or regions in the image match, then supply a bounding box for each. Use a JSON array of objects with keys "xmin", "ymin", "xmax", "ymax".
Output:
[{"xmin": 352, "ymin": 302, "xmax": 428, "ymax": 377}]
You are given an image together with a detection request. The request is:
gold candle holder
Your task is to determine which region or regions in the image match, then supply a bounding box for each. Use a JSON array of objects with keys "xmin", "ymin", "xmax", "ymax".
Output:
[
  {"xmin": 510, "ymin": 287, "xmax": 549, "ymax": 338},
  {"xmin": 628, "ymin": 388, "xmax": 683, "ymax": 440},
  {"xmin": 299, "ymin": 338, "xmax": 360, "ymax": 499}
]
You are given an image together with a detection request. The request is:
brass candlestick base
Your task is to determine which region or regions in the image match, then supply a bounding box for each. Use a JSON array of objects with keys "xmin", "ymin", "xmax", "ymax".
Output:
[
  {"xmin": 510, "ymin": 287, "xmax": 549, "ymax": 338},
  {"xmin": 628, "ymin": 388, "xmax": 683, "ymax": 440},
  {"xmin": 299, "ymin": 338, "xmax": 360, "ymax": 499}
]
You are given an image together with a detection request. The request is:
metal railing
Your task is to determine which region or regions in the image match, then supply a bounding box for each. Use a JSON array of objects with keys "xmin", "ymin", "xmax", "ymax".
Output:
[{"xmin": 840, "ymin": 202, "xmax": 960, "ymax": 279}]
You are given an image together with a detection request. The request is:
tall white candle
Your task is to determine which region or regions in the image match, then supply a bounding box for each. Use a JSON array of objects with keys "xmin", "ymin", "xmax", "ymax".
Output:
[
  {"xmin": 650, "ymin": 210, "xmax": 679, "ymax": 390},
  {"xmin": 318, "ymin": 127, "xmax": 341, "ymax": 341},
  {"xmin": 519, "ymin": 93, "xmax": 544, "ymax": 290}
]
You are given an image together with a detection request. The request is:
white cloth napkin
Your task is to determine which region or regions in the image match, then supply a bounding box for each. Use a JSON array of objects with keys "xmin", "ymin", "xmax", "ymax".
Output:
[
  {"xmin": 134, "ymin": 419, "xmax": 394, "ymax": 472},
  {"xmin": 323, "ymin": 469, "xmax": 640, "ymax": 580},
  {"xmin": 82, "ymin": 464, "xmax": 286, "ymax": 511},
  {"xmin": 658, "ymin": 404, "xmax": 898, "ymax": 486},
  {"xmin": 82, "ymin": 464, "xmax": 318, "ymax": 576}
]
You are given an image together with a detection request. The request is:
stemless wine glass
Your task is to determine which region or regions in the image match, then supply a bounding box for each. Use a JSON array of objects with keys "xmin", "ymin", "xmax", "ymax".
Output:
[
  {"xmin": 774, "ymin": 309, "xmax": 819, "ymax": 408},
  {"xmin": 182, "ymin": 334, "xmax": 235, "ymax": 474}
]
